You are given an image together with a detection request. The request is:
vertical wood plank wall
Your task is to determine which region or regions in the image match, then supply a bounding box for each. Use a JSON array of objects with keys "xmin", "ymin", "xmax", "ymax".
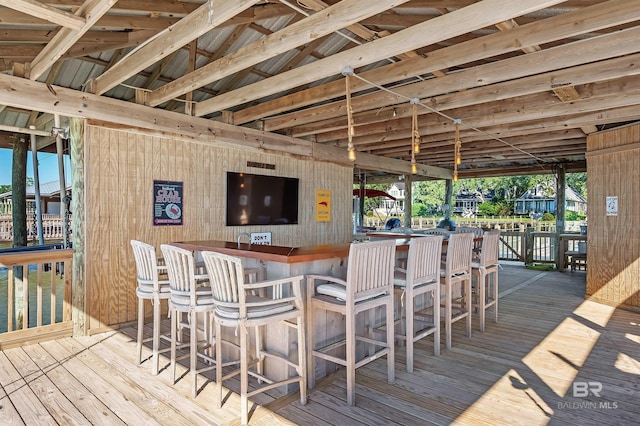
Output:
[
  {"xmin": 84, "ymin": 123, "xmax": 353, "ymax": 332},
  {"xmin": 586, "ymin": 123, "xmax": 640, "ymax": 310}
]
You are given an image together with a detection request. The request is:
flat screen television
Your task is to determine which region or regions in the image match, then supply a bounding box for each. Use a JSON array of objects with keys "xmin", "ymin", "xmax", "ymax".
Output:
[{"xmin": 226, "ymin": 171, "xmax": 299, "ymax": 226}]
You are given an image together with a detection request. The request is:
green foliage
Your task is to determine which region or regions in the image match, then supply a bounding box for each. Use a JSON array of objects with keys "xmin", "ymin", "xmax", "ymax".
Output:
[
  {"xmin": 567, "ymin": 172, "xmax": 587, "ymax": 199},
  {"xmin": 413, "ymin": 180, "xmax": 446, "ymax": 207},
  {"xmin": 565, "ymin": 210, "xmax": 586, "ymax": 221},
  {"xmin": 0, "ymin": 184, "xmax": 10, "ymax": 194},
  {"xmin": 477, "ymin": 202, "xmax": 497, "ymax": 217},
  {"xmin": 493, "ymin": 200, "xmax": 513, "ymax": 216},
  {"xmin": 525, "ymin": 264, "xmax": 556, "ymax": 271},
  {"xmin": 541, "ymin": 212, "xmax": 555, "ymax": 221},
  {"xmin": 412, "ymin": 203, "xmax": 429, "ymax": 217}
]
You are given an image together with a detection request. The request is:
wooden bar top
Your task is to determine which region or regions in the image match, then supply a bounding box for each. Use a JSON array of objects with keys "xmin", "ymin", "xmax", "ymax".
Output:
[
  {"xmin": 171, "ymin": 239, "xmax": 412, "ymax": 264},
  {"xmin": 171, "ymin": 240, "xmax": 350, "ymax": 264}
]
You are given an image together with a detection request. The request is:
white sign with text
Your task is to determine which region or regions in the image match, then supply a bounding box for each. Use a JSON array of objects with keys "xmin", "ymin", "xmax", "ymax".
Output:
[{"xmin": 251, "ymin": 232, "xmax": 272, "ymax": 245}]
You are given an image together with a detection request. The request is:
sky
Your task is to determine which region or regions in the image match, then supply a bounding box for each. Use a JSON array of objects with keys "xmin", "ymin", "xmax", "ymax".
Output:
[{"xmin": 0, "ymin": 148, "xmax": 71, "ymax": 187}]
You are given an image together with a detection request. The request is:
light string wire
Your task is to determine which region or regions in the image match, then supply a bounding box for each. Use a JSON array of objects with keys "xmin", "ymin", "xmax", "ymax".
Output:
[{"xmin": 348, "ymin": 70, "xmax": 547, "ymax": 165}]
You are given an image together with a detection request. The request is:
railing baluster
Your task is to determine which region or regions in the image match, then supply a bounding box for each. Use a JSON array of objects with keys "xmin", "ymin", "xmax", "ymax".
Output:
[
  {"xmin": 63, "ymin": 260, "xmax": 71, "ymax": 322},
  {"xmin": 50, "ymin": 264, "xmax": 56, "ymax": 325},
  {"xmin": 37, "ymin": 265, "xmax": 43, "ymax": 327},
  {"xmin": 8, "ymin": 267, "xmax": 14, "ymax": 332},
  {"xmin": 22, "ymin": 263, "xmax": 29, "ymax": 330}
]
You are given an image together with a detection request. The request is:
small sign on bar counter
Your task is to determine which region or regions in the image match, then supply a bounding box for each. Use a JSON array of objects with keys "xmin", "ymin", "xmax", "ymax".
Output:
[{"xmin": 251, "ymin": 232, "xmax": 272, "ymax": 245}]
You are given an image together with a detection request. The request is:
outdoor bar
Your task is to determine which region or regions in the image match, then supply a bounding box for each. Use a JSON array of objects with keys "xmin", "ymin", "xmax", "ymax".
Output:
[{"xmin": 0, "ymin": 1, "xmax": 639, "ymax": 425}]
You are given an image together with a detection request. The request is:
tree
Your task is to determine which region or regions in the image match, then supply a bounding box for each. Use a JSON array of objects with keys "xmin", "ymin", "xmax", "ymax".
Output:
[
  {"xmin": 412, "ymin": 203, "xmax": 429, "ymax": 217},
  {"xmin": 413, "ymin": 180, "xmax": 446, "ymax": 211},
  {"xmin": 567, "ymin": 172, "xmax": 587, "ymax": 198},
  {"xmin": 477, "ymin": 202, "xmax": 497, "ymax": 217}
]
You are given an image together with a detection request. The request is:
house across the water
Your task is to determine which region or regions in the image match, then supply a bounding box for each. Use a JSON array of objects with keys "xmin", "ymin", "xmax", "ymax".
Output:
[{"xmin": 514, "ymin": 184, "xmax": 586, "ymax": 216}]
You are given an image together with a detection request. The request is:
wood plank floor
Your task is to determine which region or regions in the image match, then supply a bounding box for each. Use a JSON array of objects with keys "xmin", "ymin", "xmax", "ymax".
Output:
[{"xmin": 1, "ymin": 265, "xmax": 638, "ymax": 425}]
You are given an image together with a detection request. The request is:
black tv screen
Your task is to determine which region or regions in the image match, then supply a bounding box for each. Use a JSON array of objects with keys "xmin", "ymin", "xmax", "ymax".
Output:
[{"xmin": 226, "ymin": 172, "xmax": 299, "ymax": 226}]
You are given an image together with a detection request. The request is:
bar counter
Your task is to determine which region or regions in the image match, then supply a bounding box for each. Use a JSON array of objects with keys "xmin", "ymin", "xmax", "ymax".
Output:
[
  {"xmin": 171, "ymin": 240, "xmax": 352, "ymax": 264},
  {"xmin": 171, "ymin": 239, "xmax": 413, "ymax": 264}
]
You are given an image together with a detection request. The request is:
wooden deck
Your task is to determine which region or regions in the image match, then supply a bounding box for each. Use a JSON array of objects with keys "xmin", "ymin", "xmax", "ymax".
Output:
[{"xmin": 1, "ymin": 265, "xmax": 638, "ymax": 425}]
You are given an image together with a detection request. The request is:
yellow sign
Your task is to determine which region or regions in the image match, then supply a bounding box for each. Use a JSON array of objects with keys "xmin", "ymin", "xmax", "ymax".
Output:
[{"xmin": 316, "ymin": 190, "xmax": 331, "ymax": 221}]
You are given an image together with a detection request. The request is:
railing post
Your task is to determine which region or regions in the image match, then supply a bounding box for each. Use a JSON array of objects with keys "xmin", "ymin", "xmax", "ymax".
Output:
[{"xmin": 524, "ymin": 227, "xmax": 534, "ymax": 265}]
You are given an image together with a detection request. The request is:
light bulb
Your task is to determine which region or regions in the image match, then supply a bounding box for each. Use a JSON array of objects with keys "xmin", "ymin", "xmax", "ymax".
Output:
[
  {"xmin": 411, "ymin": 163, "xmax": 417, "ymax": 174},
  {"xmin": 453, "ymin": 172, "xmax": 458, "ymax": 182},
  {"xmin": 348, "ymin": 148, "xmax": 356, "ymax": 161},
  {"xmin": 456, "ymin": 155, "xmax": 461, "ymax": 165},
  {"xmin": 414, "ymin": 143, "xmax": 420, "ymax": 154}
]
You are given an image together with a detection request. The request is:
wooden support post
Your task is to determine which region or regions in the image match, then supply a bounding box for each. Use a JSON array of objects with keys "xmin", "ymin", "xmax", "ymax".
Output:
[
  {"xmin": 524, "ymin": 227, "xmax": 534, "ymax": 265},
  {"xmin": 403, "ymin": 174, "xmax": 412, "ymax": 228},
  {"xmin": 30, "ymin": 130, "xmax": 44, "ymax": 245},
  {"xmin": 70, "ymin": 118, "xmax": 86, "ymax": 336},
  {"xmin": 12, "ymin": 136, "xmax": 28, "ymax": 248},
  {"xmin": 555, "ymin": 163, "xmax": 566, "ymax": 271},
  {"xmin": 55, "ymin": 114, "xmax": 70, "ymax": 248}
]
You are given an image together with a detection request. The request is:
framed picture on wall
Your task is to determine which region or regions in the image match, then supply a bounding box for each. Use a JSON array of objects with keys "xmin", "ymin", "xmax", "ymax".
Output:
[{"xmin": 153, "ymin": 180, "xmax": 183, "ymax": 226}]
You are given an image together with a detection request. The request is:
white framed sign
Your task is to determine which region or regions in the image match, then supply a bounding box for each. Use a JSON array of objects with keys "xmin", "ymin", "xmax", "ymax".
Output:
[
  {"xmin": 251, "ymin": 232, "xmax": 272, "ymax": 245},
  {"xmin": 606, "ymin": 196, "xmax": 618, "ymax": 216}
]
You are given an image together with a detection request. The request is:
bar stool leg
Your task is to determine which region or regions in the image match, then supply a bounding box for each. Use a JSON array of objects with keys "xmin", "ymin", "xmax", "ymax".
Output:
[
  {"xmin": 152, "ymin": 296, "xmax": 162, "ymax": 375},
  {"xmin": 137, "ymin": 297, "xmax": 145, "ymax": 365}
]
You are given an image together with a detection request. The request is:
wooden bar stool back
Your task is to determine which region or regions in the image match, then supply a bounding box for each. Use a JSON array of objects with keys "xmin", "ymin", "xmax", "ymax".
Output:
[
  {"xmin": 471, "ymin": 230, "xmax": 500, "ymax": 331},
  {"xmin": 440, "ymin": 232, "xmax": 474, "ymax": 350},
  {"xmin": 307, "ymin": 239, "xmax": 396, "ymax": 406},
  {"xmin": 160, "ymin": 244, "xmax": 216, "ymax": 398},
  {"xmin": 394, "ymin": 235, "xmax": 443, "ymax": 372},
  {"xmin": 201, "ymin": 250, "xmax": 307, "ymax": 426},
  {"xmin": 130, "ymin": 239, "xmax": 171, "ymax": 375}
]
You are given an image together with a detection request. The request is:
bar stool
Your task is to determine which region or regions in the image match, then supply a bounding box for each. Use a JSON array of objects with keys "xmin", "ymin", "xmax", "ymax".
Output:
[
  {"xmin": 471, "ymin": 230, "xmax": 500, "ymax": 331},
  {"xmin": 130, "ymin": 240, "xmax": 172, "ymax": 375},
  {"xmin": 161, "ymin": 244, "xmax": 217, "ymax": 397},
  {"xmin": 440, "ymin": 232, "xmax": 474, "ymax": 350},
  {"xmin": 307, "ymin": 239, "xmax": 396, "ymax": 406},
  {"xmin": 394, "ymin": 235, "xmax": 443, "ymax": 372},
  {"xmin": 201, "ymin": 250, "xmax": 307, "ymax": 426}
]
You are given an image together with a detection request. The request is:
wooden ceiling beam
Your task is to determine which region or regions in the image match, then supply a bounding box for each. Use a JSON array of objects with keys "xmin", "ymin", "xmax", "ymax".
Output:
[
  {"xmin": 91, "ymin": 0, "xmax": 262, "ymax": 96},
  {"xmin": 0, "ymin": 0, "xmax": 86, "ymax": 30},
  {"xmin": 29, "ymin": 0, "xmax": 117, "ymax": 81},
  {"xmin": 0, "ymin": 2, "xmax": 293, "ymax": 29},
  {"xmin": 373, "ymin": 130, "xmax": 587, "ymax": 156},
  {"xmin": 312, "ymin": 49, "xmax": 640, "ymax": 142},
  {"xmin": 0, "ymin": 73, "xmax": 452, "ymax": 179},
  {"xmin": 28, "ymin": 0, "xmax": 199, "ymax": 15},
  {"xmin": 233, "ymin": 0, "xmax": 636, "ymax": 125},
  {"xmin": 342, "ymin": 82, "xmax": 640, "ymax": 146},
  {"xmin": 195, "ymin": 0, "xmax": 567, "ymax": 117},
  {"xmin": 282, "ymin": 27, "xmax": 640, "ymax": 135},
  {"xmin": 297, "ymin": 51, "xmax": 640, "ymax": 140},
  {"xmin": 146, "ymin": 0, "xmax": 412, "ymax": 107}
]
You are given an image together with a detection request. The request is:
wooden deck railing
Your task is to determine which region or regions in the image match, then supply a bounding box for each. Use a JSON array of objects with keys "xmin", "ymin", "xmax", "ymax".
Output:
[
  {"xmin": 0, "ymin": 214, "xmax": 69, "ymax": 241},
  {"xmin": 0, "ymin": 249, "xmax": 74, "ymax": 349}
]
